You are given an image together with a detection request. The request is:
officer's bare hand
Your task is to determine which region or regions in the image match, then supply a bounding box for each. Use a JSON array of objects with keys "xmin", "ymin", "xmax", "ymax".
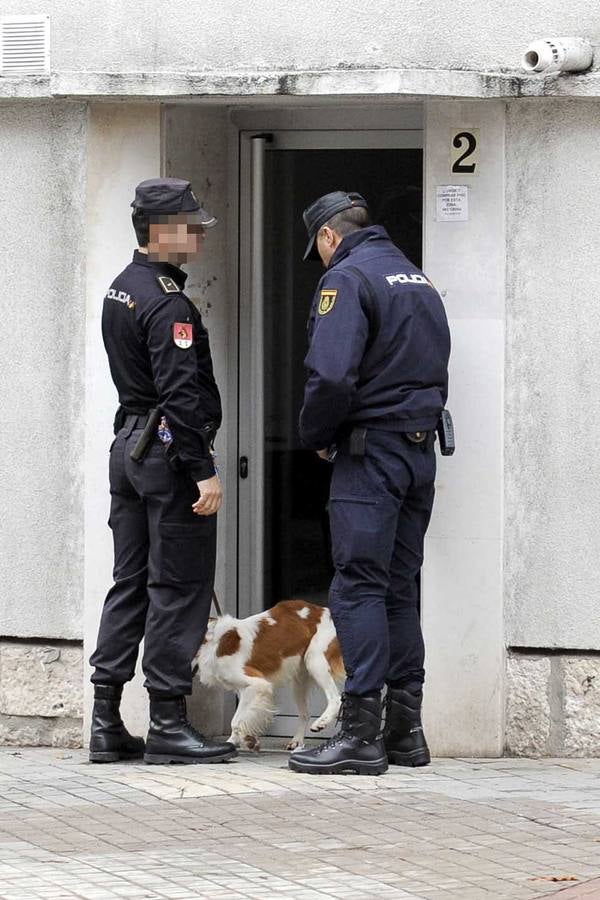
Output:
[
  {"xmin": 317, "ymin": 448, "xmax": 330, "ymax": 460},
  {"xmin": 193, "ymin": 475, "xmax": 223, "ymax": 516}
]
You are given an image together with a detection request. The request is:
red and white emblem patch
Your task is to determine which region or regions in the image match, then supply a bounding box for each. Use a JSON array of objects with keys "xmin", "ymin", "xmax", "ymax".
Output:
[{"xmin": 173, "ymin": 322, "xmax": 193, "ymax": 349}]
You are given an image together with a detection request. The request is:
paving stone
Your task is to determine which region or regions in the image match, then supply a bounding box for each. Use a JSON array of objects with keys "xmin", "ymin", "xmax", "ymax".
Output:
[{"xmin": 0, "ymin": 751, "xmax": 599, "ymax": 898}]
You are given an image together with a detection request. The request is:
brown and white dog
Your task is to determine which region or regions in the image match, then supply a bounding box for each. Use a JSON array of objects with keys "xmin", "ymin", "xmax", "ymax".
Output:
[{"xmin": 194, "ymin": 600, "xmax": 345, "ymax": 751}]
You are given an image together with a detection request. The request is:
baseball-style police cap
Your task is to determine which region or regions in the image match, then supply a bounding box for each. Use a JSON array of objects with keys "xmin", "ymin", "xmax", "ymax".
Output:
[
  {"xmin": 131, "ymin": 177, "xmax": 217, "ymax": 226},
  {"xmin": 302, "ymin": 190, "xmax": 369, "ymax": 261}
]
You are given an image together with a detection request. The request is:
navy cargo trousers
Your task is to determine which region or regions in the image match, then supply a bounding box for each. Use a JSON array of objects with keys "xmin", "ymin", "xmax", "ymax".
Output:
[
  {"xmin": 328, "ymin": 428, "xmax": 436, "ymax": 696},
  {"xmin": 89, "ymin": 416, "xmax": 216, "ymax": 695}
]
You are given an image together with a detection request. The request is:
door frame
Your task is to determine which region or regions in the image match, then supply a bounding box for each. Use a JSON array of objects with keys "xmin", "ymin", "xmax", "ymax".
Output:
[{"xmin": 236, "ymin": 127, "xmax": 424, "ymax": 621}]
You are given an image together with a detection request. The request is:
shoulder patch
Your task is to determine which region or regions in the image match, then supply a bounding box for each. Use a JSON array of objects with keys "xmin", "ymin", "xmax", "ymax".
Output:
[
  {"xmin": 157, "ymin": 275, "xmax": 180, "ymax": 294},
  {"xmin": 318, "ymin": 289, "xmax": 338, "ymax": 316},
  {"xmin": 173, "ymin": 322, "xmax": 193, "ymax": 349}
]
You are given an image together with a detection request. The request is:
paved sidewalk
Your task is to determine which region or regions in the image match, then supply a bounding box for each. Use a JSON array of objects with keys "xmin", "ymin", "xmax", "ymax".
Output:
[{"xmin": 0, "ymin": 750, "xmax": 599, "ymax": 899}]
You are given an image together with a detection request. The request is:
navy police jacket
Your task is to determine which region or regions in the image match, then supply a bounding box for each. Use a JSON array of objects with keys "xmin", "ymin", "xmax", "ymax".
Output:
[
  {"xmin": 299, "ymin": 225, "xmax": 450, "ymax": 449},
  {"xmin": 102, "ymin": 250, "xmax": 221, "ymax": 481}
]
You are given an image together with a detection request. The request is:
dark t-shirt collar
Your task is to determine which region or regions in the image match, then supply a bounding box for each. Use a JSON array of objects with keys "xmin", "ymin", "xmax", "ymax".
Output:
[{"xmin": 132, "ymin": 249, "xmax": 188, "ymax": 288}]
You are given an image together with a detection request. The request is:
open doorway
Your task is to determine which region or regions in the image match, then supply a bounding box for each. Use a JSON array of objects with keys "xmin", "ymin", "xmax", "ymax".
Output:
[{"xmin": 238, "ymin": 129, "xmax": 423, "ymax": 735}]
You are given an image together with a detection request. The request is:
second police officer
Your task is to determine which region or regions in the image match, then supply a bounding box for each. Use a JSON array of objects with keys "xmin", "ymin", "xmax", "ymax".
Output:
[
  {"xmin": 289, "ymin": 191, "xmax": 451, "ymax": 776},
  {"xmin": 88, "ymin": 178, "xmax": 236, "ymax": 766}
]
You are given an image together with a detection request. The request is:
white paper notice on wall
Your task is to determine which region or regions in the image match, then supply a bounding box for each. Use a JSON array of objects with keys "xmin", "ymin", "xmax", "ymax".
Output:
[{"xmin": 436, "ymin": 185, "xmax": 469, "ymax": 222}]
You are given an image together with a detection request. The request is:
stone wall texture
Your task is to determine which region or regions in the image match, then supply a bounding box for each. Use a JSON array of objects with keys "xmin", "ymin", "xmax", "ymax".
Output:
[
  {"xmin": 506, "ymin": 652, "xmax": 600, "ymax": 757},
  {"xmin": 505, "ymin": 655, "xmax": 551, "ymax": 757},
  {"xmin": 0, "ymin": 642, "xmax": 83, "ymax": 748}
]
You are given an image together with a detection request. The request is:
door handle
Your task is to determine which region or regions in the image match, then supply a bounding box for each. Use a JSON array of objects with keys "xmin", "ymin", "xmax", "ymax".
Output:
[{"xmin": 239, "ymin": 456, "xmax": 249, "ymax": 479}]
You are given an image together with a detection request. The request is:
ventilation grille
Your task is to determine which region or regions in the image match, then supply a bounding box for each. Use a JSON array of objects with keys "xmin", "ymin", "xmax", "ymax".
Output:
[{"xmin": 0, "ymin": 16, "xmax": 50, "ymax": 75}]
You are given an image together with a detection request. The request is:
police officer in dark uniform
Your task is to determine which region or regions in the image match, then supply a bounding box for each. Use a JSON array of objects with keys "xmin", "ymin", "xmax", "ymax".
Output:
[
  {"xmin": 289, "ymin": 191, "xmax": 451, "ymax": 776},
  {"xmin": 89, "ymin": 178, "xmax": 236, "ymax": 765}
]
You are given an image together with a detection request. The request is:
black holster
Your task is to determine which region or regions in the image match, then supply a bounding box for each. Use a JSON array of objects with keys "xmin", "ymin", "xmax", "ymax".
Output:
[
  {"xmin": 113, "ymin": 407, "xmax": 126, "ymax": 435},
  {"xmin": 130, "ymin": 408, "xmax": 162, "ymax": 463}
]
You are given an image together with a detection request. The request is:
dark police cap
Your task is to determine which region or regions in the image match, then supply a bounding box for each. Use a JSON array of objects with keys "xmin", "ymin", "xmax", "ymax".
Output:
[
  {"xmin": 302, "ymin": 190, "xmax": 368, "ymax": 260},
  {"xmin": 131, "ymin": 177, "xmax": 217, "ymax": 226}
]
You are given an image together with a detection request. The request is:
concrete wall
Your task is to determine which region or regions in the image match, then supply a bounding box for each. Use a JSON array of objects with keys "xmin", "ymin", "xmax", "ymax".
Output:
[
  {"xmin": 0, "ymin": 100, "xmax": 87, "ymax": 640},
  {"xmin": 505, "ymin": 99, "xmax": 600, "ymax": 651},
  {"xmin": 163, "ymin": 104, "xmax": 237, "ymax": 736},
  {"xmin": 1, "ymin": 0, "xmax": 598, "ymax": 75},
  {"xmin": 163, "ymin": 106, "xmax": 235, "ymax": 617},
  {"xmin": 503, "ymin": 99, "xmax": 600, "ymax": 756},
  {"xmin": 423, "ymin": 100, "xmax": 506, "ymax": 756}
]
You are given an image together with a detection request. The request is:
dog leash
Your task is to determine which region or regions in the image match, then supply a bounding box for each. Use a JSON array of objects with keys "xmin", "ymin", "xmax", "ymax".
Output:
[
  {"xmin": 211, "ymin": 590, "xmax": 223, "ymax": 617},
  {"xmin": 191, "ymin": 591, "xmax": 223, "ymax": 679}
]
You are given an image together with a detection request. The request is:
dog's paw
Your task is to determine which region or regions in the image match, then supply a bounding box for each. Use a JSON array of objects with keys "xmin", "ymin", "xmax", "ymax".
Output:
[
  {"xmin": 244, "ymin": 735, "xmax": 261, "ymax": 751},
  {"xmin": 286, "ymin": 740, "xmax": 304, "ymax": 751},
  {"xmin": 310, "ymin": 720, "xmax": 327, "ymax": 732}
]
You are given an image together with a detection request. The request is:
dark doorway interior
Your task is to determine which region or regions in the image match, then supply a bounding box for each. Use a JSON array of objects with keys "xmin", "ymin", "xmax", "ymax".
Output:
[{"xmin": 261, "ymin": 148, "xmax": 423, "ymax": 607}]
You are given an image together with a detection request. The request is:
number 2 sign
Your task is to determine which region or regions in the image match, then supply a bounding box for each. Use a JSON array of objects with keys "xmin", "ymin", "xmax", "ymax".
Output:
[{"xmin": 450, "ymin": 129, "xmax": 479, "ymax": 176}]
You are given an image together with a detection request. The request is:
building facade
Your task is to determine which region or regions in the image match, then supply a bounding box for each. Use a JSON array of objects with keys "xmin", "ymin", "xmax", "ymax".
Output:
[{"xmin": 1, "ymin": 1, "xmax": 600, "ymax": 756}]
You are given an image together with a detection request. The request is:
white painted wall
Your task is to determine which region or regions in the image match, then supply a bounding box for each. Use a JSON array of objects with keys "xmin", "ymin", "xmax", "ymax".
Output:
[
  {"xmin": 0, "ymin": 100, "xmax": 87, "ymax": 640},
  {"xmin": 504, "ymin": 99, "xmax": 600, "ymax": 651},
  {"xmin": 163, "ymin": 105, "xmax": 237, "ymax": 735},
  {"xmin": 1, "ymin": 0, "xmax": 598, "ymax": 76},
  {"xmin": 423, "ymin": 100, "xmax": 506, "ymax": 756},
  {"xmin": 163, "ymin": 106, "xmax": 235, "ymax": 618},
  {"xmin": 83, "ymin": 103, "xmax": 161, "ymax": 739}
]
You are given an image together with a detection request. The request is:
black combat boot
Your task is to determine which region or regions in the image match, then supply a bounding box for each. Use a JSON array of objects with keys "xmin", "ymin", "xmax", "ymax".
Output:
[
  {"xmin": 288, "ymin": 693, "xmax": 388, "ymax": 776},
  {"xmin": 89, "ymin": 684, "xmax": 145, "ymax": 763},
  {"xmin": 384, "ymin": 686, "xmax": 430, "ymax": 767},
  {"xmin": 144, "ymin": 694, "xmax": 237, "ymax": 765}
]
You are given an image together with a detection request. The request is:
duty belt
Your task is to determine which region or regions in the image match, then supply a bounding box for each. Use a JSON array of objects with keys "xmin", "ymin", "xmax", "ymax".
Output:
[
  {"xmin": 113, "ymin": 406, "xmax": 151, "ymax": 434},
  {"xmin": 123, "ymin": 412, "xmax": 152, "ymax": 430}
]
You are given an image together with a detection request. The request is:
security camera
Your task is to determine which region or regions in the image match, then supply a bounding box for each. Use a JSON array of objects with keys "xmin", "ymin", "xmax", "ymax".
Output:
[{"xmin": 522, "ymin": 37, "xmax": 593, "ymax": 74}]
